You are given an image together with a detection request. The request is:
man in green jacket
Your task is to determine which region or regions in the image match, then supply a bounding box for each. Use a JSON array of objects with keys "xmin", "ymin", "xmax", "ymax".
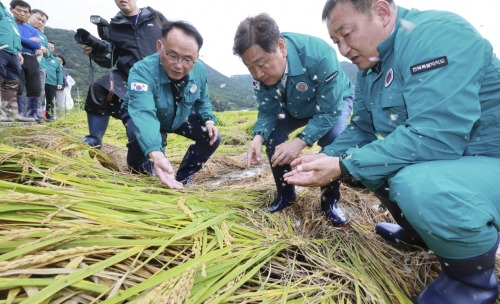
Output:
[
  {"xmin": 0, "ymin": 0, "xmax": 28, "ymax": 122},
  {"xmin": 285, "ymin": 0, "xmax": 500, "ymax": 302},
  {"xmin": 122, "ymin": 20, "xmax": 220, "ymax": 190},
  {"xmin": 43, "ymin": 41, "xmax": 62, "ymax": 121},
  {"xmin": 233, "ymin": 13, "xmax": 353, "ymax": 226}
]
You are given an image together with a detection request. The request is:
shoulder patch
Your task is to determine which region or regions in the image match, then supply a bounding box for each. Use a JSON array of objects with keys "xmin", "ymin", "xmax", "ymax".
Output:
[
  {"xmin": 325, "ymin": 71, "xmax": 339, "ymax": 83},
  {"xmin": 189, "ymin": 84, "xmax": 197, "ymax": 93},
  {"xmin": 385, "ymin": 68, "xmax": 394, "ymax": 87},
  {"xmin": 410, "ymin": 56, "xmax": 448, "ymax": 75},
  {"xmin": 131, "ymin": 82, "xmax": 148, "ymax": 92}
]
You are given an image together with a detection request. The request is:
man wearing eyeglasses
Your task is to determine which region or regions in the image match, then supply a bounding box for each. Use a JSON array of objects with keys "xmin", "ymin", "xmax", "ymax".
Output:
[{"xmin": 122, "ymin": 21, "xmax": 221, "ymax": 189}]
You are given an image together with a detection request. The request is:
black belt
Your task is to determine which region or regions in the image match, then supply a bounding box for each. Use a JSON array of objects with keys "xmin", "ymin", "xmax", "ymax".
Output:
[{"xmin": 21, "ymin": 52, "xmax": 35, "ymax": 57}]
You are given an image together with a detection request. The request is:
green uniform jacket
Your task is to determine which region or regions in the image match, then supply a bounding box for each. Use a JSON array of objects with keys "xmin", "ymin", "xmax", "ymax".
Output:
[
  {"xmin": 123, "ymin": 53, "xmax": 216, "ymax": 157},
  {"xmin": 323, "ymin": 7, "xmax": 500, "ymax": 190},
  {"xmin": 44, "ymin": 54, "xmax": 62, "ymax": 86},
  {"xmin": 252, "ymin": 32, "xmax": 352, "ymax": 147},
  {"xmin": 0, "ymin": 2, "xmax": 22, "ymax": 54},
  {"xmin": 37, "ymin": 29, "xmax": 49, "ymax": 69}
]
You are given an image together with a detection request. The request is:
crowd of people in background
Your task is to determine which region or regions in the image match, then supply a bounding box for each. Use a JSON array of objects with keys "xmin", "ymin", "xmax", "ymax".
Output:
[{"xmin": 0, "ymin": 0, "xmax": 73, "ymax": 123}]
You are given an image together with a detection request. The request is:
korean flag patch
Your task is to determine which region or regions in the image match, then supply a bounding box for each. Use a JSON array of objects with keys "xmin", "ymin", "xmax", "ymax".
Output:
[{"xmin": 131, "ymin": 82, "xmax": 148, "ymax": 92}]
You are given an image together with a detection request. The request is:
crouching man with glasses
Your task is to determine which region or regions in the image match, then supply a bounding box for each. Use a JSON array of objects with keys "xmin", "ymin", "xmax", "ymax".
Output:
[{"xmin": 121, "ymin": 20, "xmax": 221, "ymax": 189}]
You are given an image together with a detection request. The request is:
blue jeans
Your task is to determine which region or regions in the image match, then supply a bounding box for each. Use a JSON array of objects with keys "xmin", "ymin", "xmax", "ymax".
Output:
[{"xmin": 0, "ymin": 50, "xmax": 21, "ymax": 81}]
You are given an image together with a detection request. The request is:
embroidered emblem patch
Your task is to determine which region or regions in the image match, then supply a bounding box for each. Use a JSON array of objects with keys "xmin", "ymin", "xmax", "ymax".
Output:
[
  {"xmin": 296, "ymin": 82, "xmax": 308, "ymax": 92},
  {"xmin": 131, "ymin": 82, "xmax": 148, "ymax": 91},
  {"xmin": 252, "ymin": 80, "xmax": 260, "ymax": 91},
  {"xmin": 385, "ymin": 68, "xmax": 394, "ymax": 87},
  {"xmin": 325, "ymin": 71, "xmax": 339, "ymax": 83},
  {"xmin": 189, "ymin": 84, "xmax": 197, "ymax": 93},
  {"xmin": 410, "ymin": 56, "xmax": 448, "ymax": 75}
]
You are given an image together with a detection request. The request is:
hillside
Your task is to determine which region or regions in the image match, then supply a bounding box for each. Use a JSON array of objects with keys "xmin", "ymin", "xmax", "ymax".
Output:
[{"xmin": 44, "ymin": 27, "xmax": 357, "ymax": 112}]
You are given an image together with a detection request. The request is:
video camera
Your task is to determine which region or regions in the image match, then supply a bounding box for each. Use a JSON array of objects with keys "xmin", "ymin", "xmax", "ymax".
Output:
[{"xmin": 75, "ymin": 15, "xmax": 113, "ymax": 67}]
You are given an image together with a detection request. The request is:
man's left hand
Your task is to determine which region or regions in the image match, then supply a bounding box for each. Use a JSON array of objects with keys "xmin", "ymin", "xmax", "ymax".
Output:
[
  {"xmin": 270, "ymin": 138, "xmax": 307, "ymax": 167},
  {"xmin": 284, "ymin": 154, "xmax": 341, "ymax": 187},
  {"xmin": 205, "ymin": 122, "xmax": 219, "ymax": 146}
]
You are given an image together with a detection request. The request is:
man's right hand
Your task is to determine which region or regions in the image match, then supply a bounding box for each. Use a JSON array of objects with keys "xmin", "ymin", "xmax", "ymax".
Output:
[
  {"xmin": 149, "ymin": 151, "xmax": 184, "ymax": 190},
  {"xmin": 247, "ymin": 135, "xmax": 264, "ymax": 168}
]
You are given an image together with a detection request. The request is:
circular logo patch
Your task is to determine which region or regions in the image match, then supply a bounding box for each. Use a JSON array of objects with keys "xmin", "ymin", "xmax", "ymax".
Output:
[
  {"xmin": 296, "ymin": 82, "xmax": 308, "ymax": 92},
  {"xmin": 385, "ymin": 69, "xmax": 394, "ymax": 87}
]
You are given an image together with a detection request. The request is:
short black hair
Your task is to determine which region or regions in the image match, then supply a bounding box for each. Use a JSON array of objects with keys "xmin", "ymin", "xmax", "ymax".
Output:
[
  {"xmin": 10, "ymin": 0, "xmax": 31, "ymax": 12},
  {"xmin": 31, "ymin": 8, "xmax": 49, "ymax": 20},
  {"xmin": 161, "ymin": 20, "xmax": 203, "ymax": 51},
  {"xmin": 232, "ymin": 13, "xmax": 281, "ymax": 57},
  {"xmin": 55, "ymin": 54, "xmax": 66, "ymax": 66},
  {"xmin": 322, "ymin": 0, "xmax": 394, "ymax": 21}
]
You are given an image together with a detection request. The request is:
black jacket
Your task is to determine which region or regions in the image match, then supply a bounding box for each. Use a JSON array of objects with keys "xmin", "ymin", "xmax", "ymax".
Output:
[{"xmin": 93, "ymin": 6, "xmax": 167, "ymax": 78}]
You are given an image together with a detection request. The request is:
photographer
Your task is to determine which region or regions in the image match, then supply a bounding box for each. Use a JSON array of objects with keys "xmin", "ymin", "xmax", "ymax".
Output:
[{"xmin": 79, "ymin": 0, "xmax": 166, "ymax": 148}]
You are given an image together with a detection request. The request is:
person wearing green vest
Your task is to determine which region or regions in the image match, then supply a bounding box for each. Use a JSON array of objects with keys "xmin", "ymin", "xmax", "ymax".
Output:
[
  {"xmin": 122, "ymin": 21, "xmax": 220, "ymax": 189},
  {"xmin": 0, "ymin": 0, "xmax": 30, "ymax": 122},
  {"xmin": 285, "ymin": 0, "xmax": 500, "ymax": 302},
  {"xmin": 43, "ymin": 41, "xmax": 62, "ymax": 121}
]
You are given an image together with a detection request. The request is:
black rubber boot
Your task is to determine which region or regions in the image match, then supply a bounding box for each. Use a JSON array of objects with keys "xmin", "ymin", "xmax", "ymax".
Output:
[
  {"xmin": 26, "ymin": 97, "xmax": 42, "ymax": 122},
  {"xmin": 321, "ymin": 179, "xmax": 348, "ymax": 227},
  {"xmin": 82, "ymin": 113, "xmax": 110, "ymax": 148},
  {"xmin": 14, "ymin": 97, "xmax": 35, "ymax": 122},
  {"xmin": 268, "ymin": 163, "xmax": 296, "ymax": 213},
  {"xmin": 374, "ymin": 184, "xmax": 427, "ymax": 250},
  {"xmin": 175, "ymin": 149, "xmax": 202, "ymax": 185},
  {"xmin": 375, "ymin": 222, "xmax": 427, "ymax": 250},
  {"xmin": 175, "ymin": 140, "xmax": 219, "ymax": 185},
  {"xmin": 416, "ymin": 236, "xmax": 499, "ymax": 304}
]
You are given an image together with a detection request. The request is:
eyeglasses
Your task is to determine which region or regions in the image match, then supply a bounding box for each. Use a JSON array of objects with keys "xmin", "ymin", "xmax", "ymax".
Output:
[
  {"xmin": 159, "ymin": 40, "xmax": 196, "ymax": 67},
  {"xmin": 164, "ymin": 51, "xmax": 195, "ymax": 67}
]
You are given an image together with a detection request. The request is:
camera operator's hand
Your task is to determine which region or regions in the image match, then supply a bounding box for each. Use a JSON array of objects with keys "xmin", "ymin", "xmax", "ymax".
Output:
[{"xmin": 82, "ymin": 44, "xmax": 93, "ymax": 55}]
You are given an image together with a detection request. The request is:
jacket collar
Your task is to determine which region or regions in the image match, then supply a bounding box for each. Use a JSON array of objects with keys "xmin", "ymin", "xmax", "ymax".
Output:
[
  {"xmin": 111, "ymin": 6, "xmax": 155, "ymax": 25},
  {"xmin": 284, "ymin": 35, "xmax": 305, "ymax": 77}
]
